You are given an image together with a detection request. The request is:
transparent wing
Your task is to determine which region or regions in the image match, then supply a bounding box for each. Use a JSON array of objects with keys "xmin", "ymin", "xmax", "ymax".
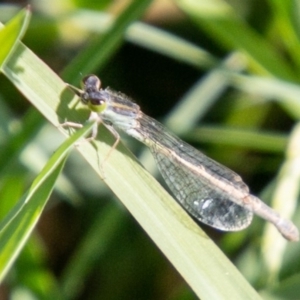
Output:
[
  {"xmin": 139, "ymin": 115, "xmax": 253, "ymax": 231},
  {"xmin": 151, "ymin": 146, "xmax": 253, "ymax": 230}
]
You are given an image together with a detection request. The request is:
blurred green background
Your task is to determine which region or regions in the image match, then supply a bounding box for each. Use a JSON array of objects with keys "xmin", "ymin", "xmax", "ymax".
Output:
[{"xmin": 1, "ymin": 0, "xmax": 300, "ymax": 299}]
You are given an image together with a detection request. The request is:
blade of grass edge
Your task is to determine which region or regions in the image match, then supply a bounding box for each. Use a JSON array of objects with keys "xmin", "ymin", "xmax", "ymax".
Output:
[
  {"xmin": 0, "ymin": 122, "xmax": 94, "ymax": 282},
  {"xmin": 0, "ymin": 6, "xmax": 31, "ymax": 67}
]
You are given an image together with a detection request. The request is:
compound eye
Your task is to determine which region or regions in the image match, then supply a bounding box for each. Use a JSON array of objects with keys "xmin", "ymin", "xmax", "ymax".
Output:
[
  {"xmin": 90, "ymin": 97, "xmax": 105, "ymax": 106},
  {"xmin": 87, "ymin": 94, "xmax": 107, "ymax": 113},
  {"xmin": 81, "ymin": 75, "xmax": 101, "ymax": 91}
]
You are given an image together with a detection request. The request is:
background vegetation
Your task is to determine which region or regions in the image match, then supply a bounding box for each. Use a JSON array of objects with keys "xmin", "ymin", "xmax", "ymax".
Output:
[{"xmin": 0, "ymin": 0, "xmax": 300, "ymax": 299}]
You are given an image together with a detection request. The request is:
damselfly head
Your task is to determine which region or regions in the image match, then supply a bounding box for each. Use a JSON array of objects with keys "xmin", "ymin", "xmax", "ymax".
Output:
[
  {"xmin": 81, "ymin": 75, "xmax": 101, "ymax": 92},
  {"xmin": 68, "ymin": 75, "xmax": 107, "ymax": 113},
  {"xmin": 79, "ymin": 75, "xmax": 107, "ymax": 113}
]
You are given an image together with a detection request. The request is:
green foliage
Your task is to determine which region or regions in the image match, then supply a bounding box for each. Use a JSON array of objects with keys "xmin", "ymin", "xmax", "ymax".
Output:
[{"xmin": 0, "ymin": 1, "xmax": 300, "ymax": 299}]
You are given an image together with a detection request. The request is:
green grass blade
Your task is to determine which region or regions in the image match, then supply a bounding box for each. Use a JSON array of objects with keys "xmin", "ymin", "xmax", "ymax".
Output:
[
  {"xmin": 230, "ymin": 73, "xmax": 300, "ymax": 119},
  {"xmin": 66, "ymin": 10, "xmax": 218, "ymax": 70},
  {"xmin": 267, "ymin": 0, "xmax": 300, "ymax": 71},
  {"xmin": 165, "ymin": 52, "xmax": 246, "ymax": 135},
  {"xmin": 0, "ymin": 122, "xmax": 94, "ymax": 282},
  {"xmin": 63, "ymin": 0, "xmax": 153, "ymax": 83},
  {"xmin": 175, "ymin": 0, "xmax": 298, "ymax": 81},
  {"xmin": 0, "ymin": 6, "xmax": 31, "ymax": 67},
  {"xmin": 189, "ymin": 125, "xmax": 287, "ymax": 153}
]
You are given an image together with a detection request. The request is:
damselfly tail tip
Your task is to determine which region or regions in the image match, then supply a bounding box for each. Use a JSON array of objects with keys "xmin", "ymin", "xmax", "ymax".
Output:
[{"xmin": 277, "ymin": 220, "xmax": 299, "ymax": 242}]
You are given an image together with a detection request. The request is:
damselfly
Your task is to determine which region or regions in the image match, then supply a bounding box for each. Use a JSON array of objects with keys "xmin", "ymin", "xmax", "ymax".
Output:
[{"xmin": 66, "ymin": 75, "xmax": 299, "ymax": 241}]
